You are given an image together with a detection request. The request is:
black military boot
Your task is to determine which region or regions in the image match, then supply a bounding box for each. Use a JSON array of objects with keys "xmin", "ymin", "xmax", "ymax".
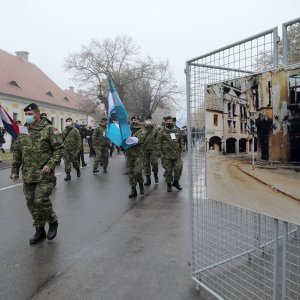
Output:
[
  {"xmin": 167, "ymin": 183, "xmax": 172, "ymax": 192},
  {"xmin": 144, "ymin": 175, "xmax": 151, "ymax": 186},
  {"xmin": 30, "ymin": 227, "xmax": 46, "ymax": 245},
  {"xmin": 76, "ymin": 168, "xmax": 81, "ymax": 177},
  {"xmin": 129, "ymin": 186, "xmax": 137, "ymax": 198},
  {"xmin": 139, "ymin": 183, "xmax": 145, "ymax": 195},
  {"xmin": 82, "ymin": 162, "xmax": 87, "ymax": 167},
  {"xmin": 64, "ymin": 172, "xmax": 71, "ymax": 181},
  {"xmin": 93, "ymin": 169, "xmax": 99, "ymax": 173},
  {"xmin": 47, "ymin": 221, "xmax": 58, "ymax": 240},
  {"xmin": 103, "ymin": 167, "xmax": 107, "ymax": 173},
  {"xmin": 172, "ymin": 180, "xmax": 182, "ymax": 190},
  {"xmin": 154, "ymin": 173, "xmax": 159, "ymax": 183}
]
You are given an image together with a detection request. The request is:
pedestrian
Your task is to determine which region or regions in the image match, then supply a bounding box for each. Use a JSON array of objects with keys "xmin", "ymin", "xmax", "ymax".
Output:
[
  {"xmin": 157, "ymin": 116, "xmax": 184, "ymax": 192},
  {"xmin": 87, "ymin": 126, "xmax": 96, "ymax": 158},
  {"xmin": 143, "ymin": 115, "xmax": 159, "ymax": 186},
  {"xmin": 0, "ymin": 127, "xmax": 6, "ymax": 153},
  {"xmin": 40, "ymin": 113, "xmax": 60, "ymax": 186},
  {"xmin": 181, "ymin": 126, "xmax": 188, "ymax": 151},
  {"xmin": 62, "ymin": 117, "xmax": 82, "ymax": 181},
  {"xmin": 10, "ymin": 103, "xmax": 64, "ymax": 244},
  {"xmin": 191, "ymin": 127, "xmax": 196, "ymax": 147},
  {"xmin": 126, "ymin": 116, "xmax": 146, "ymax": 198},
  {"xmin": 75, "ymin": 124, "xmax": 87, "ymax": 167},
  {"xmin": 92, "ymin": 117, "xmax": 111, "ymax": 173}
]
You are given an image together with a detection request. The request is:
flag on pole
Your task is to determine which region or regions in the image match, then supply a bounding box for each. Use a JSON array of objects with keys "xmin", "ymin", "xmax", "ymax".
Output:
[
  {"xmin": 106, "ymin": 92, "xmax": 122, "ymax": 146},
  {"xmin": 108, "ymin": 79, "xmax": 138, "ymax": 149},
  {"xmin": 0, "ymin": 105, "xmax": 19, "ymax": 140}
]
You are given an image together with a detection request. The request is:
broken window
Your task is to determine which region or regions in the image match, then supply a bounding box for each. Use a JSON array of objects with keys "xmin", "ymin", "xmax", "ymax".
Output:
[
  {"xmin": 289, "ymin": 74, "xmax": 300, "ymax": 104},
  {"xmin": 213, "ymin": 114, "xmax": 218, "ymax": 126}
]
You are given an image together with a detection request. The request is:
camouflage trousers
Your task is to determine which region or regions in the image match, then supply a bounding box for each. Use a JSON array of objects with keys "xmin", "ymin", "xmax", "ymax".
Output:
[
  {"xmin": 63, "ymin": 151, "xmax": 79, "ymax": 172},
  {"xmin": 143, "ymin": 150, "xmax": 158, "ymax": 175},
  {"xmin": 23, "ymin": 182, "xmax": 57, "ymax": 229},
  {"xmin": 126, "ymin": 155, "xmax": 144, "ymax": 186},
  {"xmin": 94, "ymin": 146, "xmax": 109, "ymax": 170},
  {"xmin": 162, "ymin": 158, "xmax": 183, "ymax": 183}
]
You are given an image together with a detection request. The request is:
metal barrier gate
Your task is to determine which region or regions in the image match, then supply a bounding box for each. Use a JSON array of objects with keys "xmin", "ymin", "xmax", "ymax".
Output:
[{"xmin": 186, "ymin": 18, "xmax": 300, "ymax": 299}]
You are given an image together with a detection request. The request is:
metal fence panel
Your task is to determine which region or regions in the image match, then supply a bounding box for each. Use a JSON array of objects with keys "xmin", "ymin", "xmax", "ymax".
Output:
[{"xmin": 186, "ymin": 20, "xmax": 300, "ymax": 299}]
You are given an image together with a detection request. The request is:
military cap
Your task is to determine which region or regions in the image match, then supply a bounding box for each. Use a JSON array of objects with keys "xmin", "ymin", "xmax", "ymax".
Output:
[
  {"xmin": 40, "ymin": 113, "xmax": 48, "ymax": 118},
  {"xmin": 16, "ymin": 120, "xmax": 21, "ymax": 124},
  {"xmin": 131, "ymin": 116, "xmax": 140, "ymax": 121},
  {"xmin": 24, "ymin": 103, "xmax": 39, "ymax": 112},
  {"xmin": 145, "ymin": 115, "xmax": 152, "ymax": 120},
  {"xmin": 66, "ymin": 117, "xmax": 73, "ymax": 121},
  {"xmin": 101, "ymin": 116, "xmax": 108, "ymax": 121},
  {"xmin": 164, "ymin": 116, "xmax": 172, "ymax": 121}
]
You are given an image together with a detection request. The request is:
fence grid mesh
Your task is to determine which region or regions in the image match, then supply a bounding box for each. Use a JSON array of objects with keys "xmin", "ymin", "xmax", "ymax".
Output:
[{"xmin": 187, "ymin": 19, "xmax": 300, "ymax": 300}]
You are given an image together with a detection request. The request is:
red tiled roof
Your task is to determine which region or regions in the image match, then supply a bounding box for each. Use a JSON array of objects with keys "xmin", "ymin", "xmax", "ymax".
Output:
[
  {"xmin": 64, "ymin": 89, "xmax": 90, "ymax": 107},
  {"xmin": 0, "ymin": 49, "xmax": 80, "ymax": 110}
]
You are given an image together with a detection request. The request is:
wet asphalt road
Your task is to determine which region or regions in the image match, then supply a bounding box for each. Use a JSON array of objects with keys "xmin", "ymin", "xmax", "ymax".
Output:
[{"xmin": 0, "ymin": 153, "xmax": 136, "ymax": 300}]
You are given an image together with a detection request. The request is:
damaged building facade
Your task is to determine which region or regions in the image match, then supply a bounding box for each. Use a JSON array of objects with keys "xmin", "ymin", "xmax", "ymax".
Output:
[{"xmin": 205, "ymin": 65, "xmax": 300, "ymax": 162}]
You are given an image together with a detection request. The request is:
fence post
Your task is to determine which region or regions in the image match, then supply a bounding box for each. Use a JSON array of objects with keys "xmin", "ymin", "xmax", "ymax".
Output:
[
  {"xmin": 185, "ymin": 63, "xmax": 194, "ymax": 275},
  {"xmin": 282, "ymin": 24, "xmax": 288, "ymax": 66},
  {"xmin": 273, "ymin": 219, "xmax": 279, "ymax": 300},
  {"xmin": 282, "ymin": 221, "xmax": 288, "ymax": 299},
  {"xmin": 273, "ymin": 27, "xmax": 279, "ymax": 68}
]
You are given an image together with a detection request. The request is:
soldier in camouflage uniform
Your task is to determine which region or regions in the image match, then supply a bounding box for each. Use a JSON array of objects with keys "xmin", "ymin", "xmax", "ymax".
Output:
[
  {"xmin": 62, "ymin": 117, "xmax": 82, "ymax": 181},
  {"xmin": 92, "ymin": 117, "xmax": 111, "ymax": 173},
  {"xmin": 126, "ymin": 116, "xmax": 146, "ymax": 198},
  {"xmin": 10, "ymin": 103, "xmax": 64, "ymax": 244},
  {"xmin": 143, "ymin": 115, "xmax": 159, "ymax": 186},
  {"xmin": 157, "ymin": 115, "xmax": 184, "ymax": 192}
]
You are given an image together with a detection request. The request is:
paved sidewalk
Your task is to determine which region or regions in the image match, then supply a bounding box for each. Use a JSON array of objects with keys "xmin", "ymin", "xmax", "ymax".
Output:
[{"xmin": 238, "ymin": 162, "xmax": 300, "ymax": 201}]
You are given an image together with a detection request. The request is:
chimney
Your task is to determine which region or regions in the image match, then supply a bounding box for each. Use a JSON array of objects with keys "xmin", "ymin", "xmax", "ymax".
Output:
[
  {"xmin": 69, "ymin": 86, "xmax": 75, "ymax": 92},
  {"xmin": 15, "ymin": 51, "xmax": 29, "ymax": 62}
]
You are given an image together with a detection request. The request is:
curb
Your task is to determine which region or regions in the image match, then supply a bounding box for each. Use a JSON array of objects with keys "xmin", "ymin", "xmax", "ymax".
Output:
[{"xmin": 236, "ymin": 163, "xmax": 300, "ymax": 202}]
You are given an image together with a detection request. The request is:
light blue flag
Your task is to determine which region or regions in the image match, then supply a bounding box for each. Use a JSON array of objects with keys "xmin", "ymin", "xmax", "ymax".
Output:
[
  {"xmin": 108, "ymin": 79, "xmax": 137, "ymax": 149},
  {"xmin": 106, "ymin": 92, "xmax": 123, "ymax": 146}
]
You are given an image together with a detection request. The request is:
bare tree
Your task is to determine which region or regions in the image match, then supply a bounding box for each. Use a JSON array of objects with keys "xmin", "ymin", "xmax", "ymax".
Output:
[
  {"xmin": 124, "ymin": 61, "xmax": 184, "ymax": 120},
  {"xmin": 65, "ymin": 36, "xmax": 153, "ymax": 110}
]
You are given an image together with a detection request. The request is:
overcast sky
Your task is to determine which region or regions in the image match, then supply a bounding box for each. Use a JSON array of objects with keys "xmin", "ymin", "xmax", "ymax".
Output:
[{"xmin": 1, "ymin": 0, "xmax": 299, "ymax": 91}]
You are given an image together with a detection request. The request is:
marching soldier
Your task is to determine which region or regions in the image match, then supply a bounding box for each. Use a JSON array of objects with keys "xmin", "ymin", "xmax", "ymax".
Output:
[
  {"xmin": 143, "ymin": 115, "xmax": 159, "ymax": 185},
  {"xmin": 92, "ymin": 117, "xmax": 111, "ymax": 173},
  {"xmin": 62, "ymin": 117, "xmax": 81, "ymax": 181},
  {"xmin": 10, "ymin": 103, "xmax": 64, "ymax": 244},
  {"xmin": 126, "ymin": 116, "xmax": 146, "ymax": 198},
  {"xmin": 157, "ymin": 116, "xmax": 184, "ymax": 192}
]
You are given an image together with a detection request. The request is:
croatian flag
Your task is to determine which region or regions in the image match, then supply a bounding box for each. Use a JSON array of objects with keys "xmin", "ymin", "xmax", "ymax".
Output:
[
  {"xmin": 0, "ymin": 105, "xmax": 19, "ymax": 140},
  {"xmin": 108, "ymin": 79, "xmax": 138, "ymax": 149}
]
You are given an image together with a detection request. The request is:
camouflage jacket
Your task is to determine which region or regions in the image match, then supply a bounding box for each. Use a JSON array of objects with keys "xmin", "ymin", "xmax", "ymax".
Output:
[
  {"xmin": 11, "ymin": 118, "xmax": 64, "ymax": 183},
  {"xmin": 125, "ymin": 125, "xmax": 146, "ymax": 157},
  {"xmin": 157, "ymin": 126, "xmax": 184, "ymax": 159},
  {"xmin": 62, "ymin": 125, "xmax": 81, "ymax": 152},
  {"xmin": 92, "ymin": 125, "xmax": 110, "ymax": 148},
  {"xmin": 143, "ymin": 124, "xmax": 158, "ymax": 151}
]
